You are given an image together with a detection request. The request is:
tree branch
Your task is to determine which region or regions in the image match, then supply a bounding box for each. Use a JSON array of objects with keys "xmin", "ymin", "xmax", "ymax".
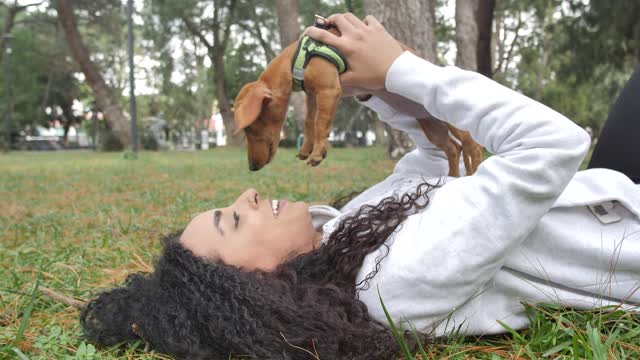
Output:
[
  {"xmin": 220, "ymin": 0, "xmax": 238, "ymax": 52},
  {"xmin": 237, "ymin": 20, "xmax": 275, "ymax": 61},
  {"xmin": 502, "ymin": 14, "xmax": 524, "ymax": 73},
  {"xmin": 40, "ymin": 286, "xmax": 87, "ymax": 310},
  {"xmin": 494, "ymin": 12, "xmax": 523, "ymax": 75},
  {"xmin": 181, "ymin": 15, "xmax": 215, "ymax": 54},
  {"xmin": 16, "ymin": 0, "xmax": 44, "ymax": 12}
]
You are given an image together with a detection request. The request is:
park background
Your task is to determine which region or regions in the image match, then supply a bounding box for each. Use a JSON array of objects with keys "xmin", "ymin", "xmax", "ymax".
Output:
[{"xmin": 1, "ymin": 0, "xmax": 639, "ymax": 359}]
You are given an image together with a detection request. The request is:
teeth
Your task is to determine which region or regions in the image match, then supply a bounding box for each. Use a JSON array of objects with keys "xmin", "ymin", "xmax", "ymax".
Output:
[{"xmin": 271, "ymin": 199, "xmax": 279, "ymax": 217}]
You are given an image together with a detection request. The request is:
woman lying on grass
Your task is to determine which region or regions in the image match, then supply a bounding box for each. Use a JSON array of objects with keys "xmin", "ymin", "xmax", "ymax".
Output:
[{"xmin": 80, "ymin": 14, "xmax": 640, "ymax": 360}]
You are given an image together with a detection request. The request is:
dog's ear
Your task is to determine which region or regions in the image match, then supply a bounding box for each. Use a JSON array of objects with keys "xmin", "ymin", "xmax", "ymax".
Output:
[{"xmin": 233, "ymin": 82, "xmax": 272, "ymax": 135}]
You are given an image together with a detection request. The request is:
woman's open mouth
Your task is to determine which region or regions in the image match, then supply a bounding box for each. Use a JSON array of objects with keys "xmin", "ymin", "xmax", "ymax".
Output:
[{"xmin": 271, "ymin": 199, "xmax": 287, "ymax": 217}]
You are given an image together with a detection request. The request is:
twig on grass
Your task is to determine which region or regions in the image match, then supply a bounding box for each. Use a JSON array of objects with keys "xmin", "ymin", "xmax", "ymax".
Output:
[{"xmin": 39, "ymin": 286, "xmax": 87, "ymax": 310}]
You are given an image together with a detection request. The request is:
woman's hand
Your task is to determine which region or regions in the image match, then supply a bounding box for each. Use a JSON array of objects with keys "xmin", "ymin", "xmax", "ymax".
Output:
[{"xmin": 304, "ymin": 13, "xmax": 405, "ymax": 91}]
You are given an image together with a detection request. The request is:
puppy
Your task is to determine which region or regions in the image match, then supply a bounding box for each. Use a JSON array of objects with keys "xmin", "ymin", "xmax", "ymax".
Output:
[
  {"xmin": 233, "ymin": 18, "xmax": 483, "ymax": 175},
  {"xmin": 233, "ymin": 21, "xmax": 343, "ymax": 171}
]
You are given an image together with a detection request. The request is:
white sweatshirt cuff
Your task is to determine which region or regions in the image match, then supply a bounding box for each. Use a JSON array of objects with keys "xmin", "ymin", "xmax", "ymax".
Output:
[
  {"xmin": 385, "ymin": 51, "xmax": 442, "ymax": 112},
  {"xmin": 356, "ymin": 95, "xmax": 400, "ymax": 120}
]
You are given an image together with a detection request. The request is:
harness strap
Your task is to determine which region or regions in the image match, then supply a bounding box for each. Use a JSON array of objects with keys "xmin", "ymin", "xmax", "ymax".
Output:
[{"xmin": 291, "ymin": 35, "xmax": 348, "ymax": 92}]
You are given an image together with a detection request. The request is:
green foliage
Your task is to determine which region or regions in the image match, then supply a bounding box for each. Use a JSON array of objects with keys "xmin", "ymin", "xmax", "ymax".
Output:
[
  {"xmin": 15, "ymin": 273, "xmax": 41, "ymax": 342},
  {"xmin": 2, "ymin": 0, "xmax": 637, "ymax": 146},
  {"xmin": 378, "ymin": 288, "xmax": 414, "ymax": 359},
  {"xmin": 493, "ymin": 0, "xmax": 637, "ymax": 136},
  {"xmin": 559, "ymin": 0, "xmax": 640, "ymax": 81},
  {"xmin": 0, "ymin": 7, "xmax": 80, "ymax": 130},
  {"xmin": 380, "ymin": 299, "xmax": 640, "ymax": 359}
]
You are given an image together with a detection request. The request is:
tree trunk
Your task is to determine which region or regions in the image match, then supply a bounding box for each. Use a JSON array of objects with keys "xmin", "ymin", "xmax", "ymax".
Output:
[
  {"xmin": 214, "ymin": 51, "xmax": 241, "ymax": 144},
  {"xmin": 54, "ymin": 0, "xmax": 130, "ymax": 146},
  {"xmin": 0, "ymin": 6, "xmax": 18, "ymax": 65},
  {"xmin": 455, "ymin": 0, "xmax": 479, "ymax": 71},
  {"xmin": 494, "ymin": 10, "xmax": 504, "ymax": 76},
  {"xmin": 275, "ymin": 0, "xmax": 300, "ymax": 46},
  {"xmin": 364, "ymin": 0, "xmax": 437, "ymax": 61},
  {"xmin": 373, "ymin": 117, "xmax": 385, "ymax": 146},
  {"xmin": 181, "ymin": 1, "xmax": 239, "ymax": 145},
  {"xmin": 476, "ymin": 0, "xmax": 495, "ymax": 77},
  {"xmin": 363, "ymin": 0, "xmax": 437, "ymax": 159},
  {"xmin": 275, "ymin": 0, "xmax": 306, "ymax": 138},
  {"xmin": 60, "ymin": 98, "xmax": 75, "ymax": 145}
]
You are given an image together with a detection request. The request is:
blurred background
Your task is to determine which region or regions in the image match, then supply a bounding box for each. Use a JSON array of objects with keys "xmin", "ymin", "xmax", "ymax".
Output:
[{"xmin": 0, "ymin": 0, "xmax": 638, "ymax": 157}]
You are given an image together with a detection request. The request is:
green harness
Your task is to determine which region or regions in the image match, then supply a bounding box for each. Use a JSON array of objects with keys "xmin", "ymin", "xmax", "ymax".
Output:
[{"xmin": 291, "ymin": 35, "xmax": 348, "ymax": 92}]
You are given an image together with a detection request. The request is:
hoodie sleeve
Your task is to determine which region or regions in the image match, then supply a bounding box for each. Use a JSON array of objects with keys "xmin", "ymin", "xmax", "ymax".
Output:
[{"xmin": 356, "ymin": 51, "xmax": 591, "ymax": 331}]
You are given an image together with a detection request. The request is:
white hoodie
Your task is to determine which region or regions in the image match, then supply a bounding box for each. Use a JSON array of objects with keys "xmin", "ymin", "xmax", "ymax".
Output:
[{"xmin": 309, "ymin": 52, "xmax": 640, "ymax": 336}]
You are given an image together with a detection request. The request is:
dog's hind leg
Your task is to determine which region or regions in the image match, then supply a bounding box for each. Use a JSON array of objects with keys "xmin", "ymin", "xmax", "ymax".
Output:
[
  {"xmin": 418, "ymin": 117, "xmax": 462, "ymax": 177},
  {"xmin": 449, "ymin": 126, "xmax": 483, "ymax": 175},
  {"xmin": 297, "ymin": 94, "xmax": 316, "ymax": 160},
  {"xmin": 308, "ymin": 89, "xmax": 341, "ymax": 166}
]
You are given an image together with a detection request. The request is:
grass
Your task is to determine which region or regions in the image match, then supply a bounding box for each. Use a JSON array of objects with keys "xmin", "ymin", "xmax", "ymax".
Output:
[{"xmin": 1, "ymin": 147, "xmax": 638, "ymax": 359}]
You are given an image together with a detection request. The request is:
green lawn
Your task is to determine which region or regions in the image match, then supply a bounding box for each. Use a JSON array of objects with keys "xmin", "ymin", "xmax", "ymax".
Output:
[{"xmin": 1, "ymin": 147, "xmax": 637, "ymax": 359}]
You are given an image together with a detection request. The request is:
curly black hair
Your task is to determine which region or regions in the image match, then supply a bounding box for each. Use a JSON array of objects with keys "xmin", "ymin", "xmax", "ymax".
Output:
[{"xmin": 80, "ymin": 181, "xmax": 438, "ymax": 359}]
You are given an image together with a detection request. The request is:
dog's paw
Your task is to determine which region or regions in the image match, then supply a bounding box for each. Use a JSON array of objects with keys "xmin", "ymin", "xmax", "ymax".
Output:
[
  {"xmin": 297, "ymin": 142, "xmax": 314, "ymax": 161},
  {"xmin": 306, "ymin": 149, "xmax": 327, "ymax": 166},
  {"xmin": 307, "ymin": 157, "xmax": 323, "ymax": 166}
]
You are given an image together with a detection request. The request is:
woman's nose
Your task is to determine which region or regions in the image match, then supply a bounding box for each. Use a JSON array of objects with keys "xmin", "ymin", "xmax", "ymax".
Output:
[{"xmin": 244, "ymin": 188, "xmax": 260, "ymax": 209}]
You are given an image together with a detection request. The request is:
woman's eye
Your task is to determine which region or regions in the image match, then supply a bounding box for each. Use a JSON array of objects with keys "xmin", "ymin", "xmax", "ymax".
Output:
[{"xmin": 254, "ymin": 193, "xmax": 259, "ymax": 204}]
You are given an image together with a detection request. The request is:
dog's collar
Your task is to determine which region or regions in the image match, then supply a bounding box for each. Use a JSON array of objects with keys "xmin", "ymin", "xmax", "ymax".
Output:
[{"xmin": 291, "ymin": 35, "xmax": 347, "ymax": 92}]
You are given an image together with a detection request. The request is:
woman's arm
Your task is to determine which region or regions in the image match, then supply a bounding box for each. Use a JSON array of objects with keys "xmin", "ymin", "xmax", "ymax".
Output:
[
  {"xmin": 308, "ymin": 14, "xmax": 591, "ymax": 327},
  {"xmin": 357, "ymin": 51, "xmax": 591, "ymax": 327}
]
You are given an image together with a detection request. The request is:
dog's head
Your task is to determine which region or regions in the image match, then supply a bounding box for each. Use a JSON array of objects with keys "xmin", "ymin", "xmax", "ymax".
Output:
[{"xmin": 233, "ymin": 81, "xmax": 286, "ymax": 171}]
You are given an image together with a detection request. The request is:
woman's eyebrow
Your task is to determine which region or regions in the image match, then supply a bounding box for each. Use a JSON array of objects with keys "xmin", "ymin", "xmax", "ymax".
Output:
[{"xmin": 213, "ymin": 210, "xmax": 224, "ymax": 236}]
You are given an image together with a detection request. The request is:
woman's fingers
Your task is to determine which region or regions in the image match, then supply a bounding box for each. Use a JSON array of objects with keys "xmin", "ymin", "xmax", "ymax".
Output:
[
  {"xmin": 363, "ymin": 15, "xmax": 383, "ymax": 28},
  {"xmin": 308, "ymin": 12, "xmax": 405, "ymax": 91},
  {"xmin": 324, "ymin": 13, "xmax": 359, "ymax": 35},
  {"xmin": 343, "ymin": 13, "xmax": 367, "ymax": 30},
  {"xmin": 303, "ymin": 26, "xmax": 342, "ymax": 47}
]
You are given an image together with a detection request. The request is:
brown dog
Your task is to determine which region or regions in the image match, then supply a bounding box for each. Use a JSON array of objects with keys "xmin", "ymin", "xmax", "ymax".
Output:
[
  {"xmin": 233, "ymin": 21, "xmax": 483, "ymax": 175},
  {"xmin": 233, "ymin": 38, "xmax": 341, "ymax": 171}
]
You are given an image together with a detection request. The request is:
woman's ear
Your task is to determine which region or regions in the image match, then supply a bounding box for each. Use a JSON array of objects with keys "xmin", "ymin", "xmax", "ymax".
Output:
[{"xmin": 233, "ymin": 82, "xmax": 272, "ymax": 135}]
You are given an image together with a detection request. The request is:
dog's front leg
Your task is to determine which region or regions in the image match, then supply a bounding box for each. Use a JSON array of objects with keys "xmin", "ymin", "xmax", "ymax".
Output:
[
  {"xmin": 307, "ymin": 89, "xmax": 341, "ymax": 166},
  {"xmin": 297, "ymin": 94, "xmax": 316, "ymax": 161}
]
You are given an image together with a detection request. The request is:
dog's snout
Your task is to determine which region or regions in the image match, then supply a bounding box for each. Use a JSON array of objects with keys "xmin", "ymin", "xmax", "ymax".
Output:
[{"xmin": 249, "ymin": 162, "xmax": 261, "ymax": 171}]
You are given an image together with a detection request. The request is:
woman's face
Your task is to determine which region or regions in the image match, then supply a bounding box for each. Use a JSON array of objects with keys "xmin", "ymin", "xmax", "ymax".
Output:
[{"xmin": 180, "ymin": 188, "xmax": 320, "ymax": 271}]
